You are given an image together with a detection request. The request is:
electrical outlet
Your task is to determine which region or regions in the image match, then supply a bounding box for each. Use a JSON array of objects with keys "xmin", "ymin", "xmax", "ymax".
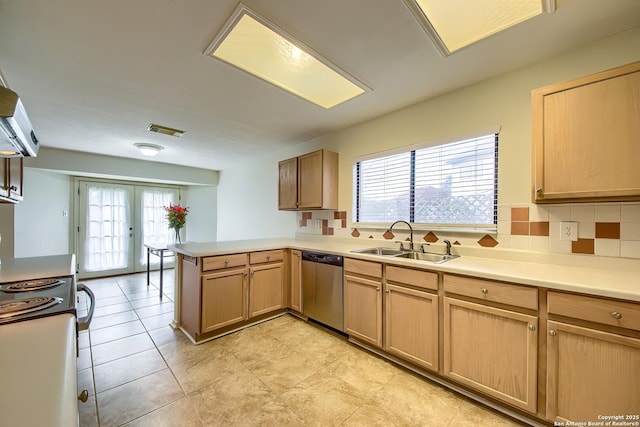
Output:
[{"xmin": 559, "ymin": 221, "xmax": 578, "ymax": 241}]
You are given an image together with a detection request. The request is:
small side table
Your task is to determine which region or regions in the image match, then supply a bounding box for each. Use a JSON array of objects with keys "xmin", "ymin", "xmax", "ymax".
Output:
[{"xmin": 145, "ymin": 243, "xmax": 174, "ymax": 299}]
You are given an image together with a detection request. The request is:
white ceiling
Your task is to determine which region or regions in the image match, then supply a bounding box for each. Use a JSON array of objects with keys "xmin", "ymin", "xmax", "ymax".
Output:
[{"xmin": 1, "ymin": 0, "xmax": 639, "ymax": 171}]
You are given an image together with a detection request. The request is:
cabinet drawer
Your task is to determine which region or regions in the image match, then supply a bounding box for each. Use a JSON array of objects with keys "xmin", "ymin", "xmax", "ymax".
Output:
[
  {"xmin": 548, "ymin": 291, "xmax": 640, "ymax": 331},
  {"xmin": 344, "ymin": 258, "xmax": 382, "ymax": 278},
  {"xmin": 249, "ymin": 250, "xmax": 284, "ymax": 264},
  {"xmin": 386, "ymin": 266, "xmax": 438, "ymax": 291},
  {"xmin": 202, "ymin": 253, "xmax": 247, "ymax": 271},
  {"xmin": 444, "ymin": 275, "xmax": 538, "ymax": 310}
]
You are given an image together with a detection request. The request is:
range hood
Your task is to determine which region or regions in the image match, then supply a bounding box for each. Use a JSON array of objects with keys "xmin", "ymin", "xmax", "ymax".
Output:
[{"xmin": 0, "ymin": 86, "xmax": 39, "ymax": 157}]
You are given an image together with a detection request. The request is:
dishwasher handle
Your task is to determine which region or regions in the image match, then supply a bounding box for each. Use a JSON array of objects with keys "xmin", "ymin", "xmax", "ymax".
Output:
[{"xmin": 302, "ymin": 251, "xmax": 343, "ymax": 266}]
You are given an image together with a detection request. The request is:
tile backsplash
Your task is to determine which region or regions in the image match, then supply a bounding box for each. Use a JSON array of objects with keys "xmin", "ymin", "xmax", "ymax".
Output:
[{"xmin": 296, "ymin": 202, "xmax": 640, "ymax": 260}]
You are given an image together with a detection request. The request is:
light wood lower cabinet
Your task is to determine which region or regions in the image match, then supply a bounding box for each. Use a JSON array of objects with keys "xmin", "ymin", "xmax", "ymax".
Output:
[
  {"xmin": 289, "ymin": 250, "xmax": 302, "ymax": 313},
  {"xmin": 385, "ymin": 284, "xmax": 438, "ymax": 371},
  {"xmin": 201, "ymin": 268, "xmax": 248, "ymax": 334},
  {"xmin": 344, "ymin": 258, "xmax": 383, "ymax": 347},
  {"xmin": 546, "ymin": 321, "xmax": 640, "ymax": 423},
  {"xmin": 249, "ymin": 262, "xmax": 284, "ymax": 317},
  {"xmin": 443, "ymin": 297, "xmax": 538, "ymax": 413}
]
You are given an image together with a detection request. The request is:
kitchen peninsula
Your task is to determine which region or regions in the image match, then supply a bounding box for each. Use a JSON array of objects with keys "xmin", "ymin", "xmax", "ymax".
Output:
[{"xmin": 169, "ymin": 237, "xmax": 640, "ymax": 425}]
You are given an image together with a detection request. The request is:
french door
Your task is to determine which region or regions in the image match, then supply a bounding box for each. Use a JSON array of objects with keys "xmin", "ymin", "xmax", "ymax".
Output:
[{"xmin": 76, "ymin": 179, "xmax": 180, "ymax": 279}]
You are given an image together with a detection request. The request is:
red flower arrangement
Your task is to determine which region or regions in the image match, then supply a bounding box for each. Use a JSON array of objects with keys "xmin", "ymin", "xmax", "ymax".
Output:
[{"xmin": 164, "ymin": 203, "xmax": 189, "ymax": 243}]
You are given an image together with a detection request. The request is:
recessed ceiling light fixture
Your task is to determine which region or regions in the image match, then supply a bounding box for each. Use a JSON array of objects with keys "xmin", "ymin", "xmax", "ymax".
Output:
[
  {"xmin": 404, "ymin": 0, "xmax": 556, "ymax": 56},
  {"xmin": 134, "ymin": 143, "xmax": 164, "ymax": 157},
  {"xmin": 147, "ymin": 123, "xmax": 185, "ymax": 137},
  {"xmin": 203, "ymin": 4, "xmax": 369, "ymax": 109}
]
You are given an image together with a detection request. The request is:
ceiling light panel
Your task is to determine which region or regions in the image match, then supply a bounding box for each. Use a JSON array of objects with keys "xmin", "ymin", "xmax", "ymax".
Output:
[
  {"xmin": 204, "ymin": 4, "xmax": 368, "ymax": 109},
  {"xmin": 406, "ymin": 0, "xmax": 549, "ymax": 55}
]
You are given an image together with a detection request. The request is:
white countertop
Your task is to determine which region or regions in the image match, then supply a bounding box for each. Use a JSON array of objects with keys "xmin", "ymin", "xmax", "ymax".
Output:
[
  {"xmin": 0, "ymin": 254, "xmax": 76, "ymax": 283},
  {"xmin": 0, "ymin": 313, "xmax": 78, "ymax": 427},
  {"xmin": 170, "ymin": 237, "xmax": 640, "ymax": 302}
]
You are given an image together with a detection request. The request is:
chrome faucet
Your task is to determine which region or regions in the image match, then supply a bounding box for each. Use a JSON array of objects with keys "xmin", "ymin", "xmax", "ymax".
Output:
[
  {"xmin": 443, "ymin": 239, "xmax": 452, "ymax": 256},
  {"xmin": 390, "ymin": 220, "xmax": 414, "ymax": 251}
]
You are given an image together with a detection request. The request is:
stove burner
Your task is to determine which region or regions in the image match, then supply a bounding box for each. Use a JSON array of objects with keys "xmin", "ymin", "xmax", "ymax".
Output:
[
  {"xmin": 2, "ymin": 279, "xmax": 65, "ymax": 293},
  {"xmin": 0, "ymin": 297, "xmax": 63, "ymax": 318}
]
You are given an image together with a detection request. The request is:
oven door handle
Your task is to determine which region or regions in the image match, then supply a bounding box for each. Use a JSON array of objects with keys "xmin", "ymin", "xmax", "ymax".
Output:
[{"xmin": 76, "ymin": 283, "xmax": 95, "ymax": 331}]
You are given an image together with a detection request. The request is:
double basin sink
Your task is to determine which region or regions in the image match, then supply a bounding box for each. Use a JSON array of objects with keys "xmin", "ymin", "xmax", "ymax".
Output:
[{"xmin": 350, "ymin": 247, "xmax": 459, "ymax": 264}]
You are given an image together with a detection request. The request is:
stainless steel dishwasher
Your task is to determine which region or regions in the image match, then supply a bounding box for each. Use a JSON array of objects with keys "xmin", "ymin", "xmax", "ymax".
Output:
[{"xmin": 301, "ymin": 251, "xmax": 344, "ymax": 332}]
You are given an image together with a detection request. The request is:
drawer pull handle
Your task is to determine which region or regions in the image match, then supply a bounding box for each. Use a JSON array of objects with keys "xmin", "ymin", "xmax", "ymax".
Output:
[
  {"xmin": 528, "ymin": 324, "xmax": 536, "ymax": 331},
  {"xmin": 481, "ymin": 288, "xmax": 488, "ymax": 294},
  {"xmin": 225, "ymin": 260, "xmax": 230, "ymax": 265},
  {"xmin": 611, "ymin": 311, "xmax": 622, "ymax": 320},
  {"xmin": 549, "ymin": 330, "xmax": 557, "ymax": 337},
  {"xmin": 267, "ymin": 255, "xmax": 271, "ymax": 261}
]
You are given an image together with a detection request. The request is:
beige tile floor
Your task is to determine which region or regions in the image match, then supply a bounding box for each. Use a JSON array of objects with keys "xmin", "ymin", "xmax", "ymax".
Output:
[{"xmin": 77, "ymin": 271, "xmax": 526, "ymax": 427}]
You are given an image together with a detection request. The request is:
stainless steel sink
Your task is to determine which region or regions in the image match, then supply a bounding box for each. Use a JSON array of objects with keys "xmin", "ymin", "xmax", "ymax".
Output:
[
  {"xmin": 350, "ymin": 247, "xmax": 406, "ymax": 256},
  {"xmin": 350, "ymin": 247, "xmax": 459, "ymax": 263},
  {"xmin": 394, "ymin": 251, "xmax": 459, "ymax": 264}
]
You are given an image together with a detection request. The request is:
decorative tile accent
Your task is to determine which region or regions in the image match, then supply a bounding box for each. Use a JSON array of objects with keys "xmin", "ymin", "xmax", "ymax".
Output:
[
  {"xmin": 511, "ymin": 207, "xmax": 529, "ymax": 221},
  {"xmin": 529, "ymin": 222, "xmax": 549, "ymax": 236},
  {"xmin": 302, "ymin": 212, "xmax": 313, "ymax": 220},
  {"xmin": 453, "ymin": 241, "xmax": 461, "ymax": 245},
  {"xmin": 322, "ymin": 219, "xmax": 328, "ymax": 228},
  {"xmin": 511, "ymin": 222, "xmax": 529, "ymax": 236},
  {"xmin": 334, "ymin": 211, "xmax": 347, "ymax": 220},
  {"xmin": 322, "ymin": 227, "xmax": 334, "ymax": 236},
  {"xmin": 423, "ymin": 232, "xmax": 438, "ymax": 243},
  {"xmin": 383, "ymin": 230, "xmax": 394, "ymax": 240},
  {"xmin": 351, "ymin": 228, "xmax": 360, "ymax": 238},
  {"xmin": 572, "ymin": 238, "xmax": 594, "ymax": 255},
  {"xmin": 595, "ymin": 222, "xmax": 620, "ymax": 239},
  {"xmin": 478, "ymin": 235, "xmax": 499, "ymax": 247}
]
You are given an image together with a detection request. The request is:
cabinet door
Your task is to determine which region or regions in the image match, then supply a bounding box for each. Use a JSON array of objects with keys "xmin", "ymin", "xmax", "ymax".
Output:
[
  {"xmin": 533, "ymin": 62, "xmax": 640, "ymax": 202},
  {"xmin": 546, "ymin": 321, "xmax": 640, "ymax": 423},
  {"xmin": 201, "ymin": 268, "xmax": 248, "ymax": 334},
  {"xmin": 0, "ymin": 159, "xmax": 8, "ymax": 198},
  {"xmin": 278, "ymin": 157, "xmax": 298, "ymax": 210},
  {"xmin": 249, "ymin": 263, "xmax": 283, "ymax": 317},
  {"xmin": 344, "ymin": 274, "xmax": 382, "ymax": 347},
  {"xmin": 385, "ymin": 284, "xmax": 438, "ymax": 371},
  {"xmin": 297, "ymin": 150, "xmax": 324, "ymax": 209},
  {"xmin": 443, "ymin": 297, "xmax": 538, "ymax": 413},
  {"xmin": 290, "ymin": 250, "xmax": 302, "ymax": 313}
]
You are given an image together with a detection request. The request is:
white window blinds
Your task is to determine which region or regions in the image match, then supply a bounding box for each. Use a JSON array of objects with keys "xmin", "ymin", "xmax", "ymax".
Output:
[{"xmin": 353, "ymin": 134, "xmax": 498, "ymax": 228}]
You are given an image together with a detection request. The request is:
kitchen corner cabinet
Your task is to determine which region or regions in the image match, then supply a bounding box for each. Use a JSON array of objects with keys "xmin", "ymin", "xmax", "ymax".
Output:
[
  {"xmin": 278, "ymin": 149, "xmax": 338, "ymax": 210},
  {"xmin": 532, "ymin": 61, "xmax": 640, "ymax": 203},
  {"xmin": 289, "ymin": 250, "xmax": 302, "ymax": 313},
  {"xmin": 0, "ymin": 157, "xmax": 23, "ymax": 203},
  {"xmin": 248, "ymin": 250, "xmax": 284, "ymax": 318},
  {"xmin": 384, "ymin": 266, "xmax": 439, "ymax": 372},
  {"xmin": 344, "ymin": 258, "xmax": 383, "ymax": 347},
  {"xmin": 443, "ymin": 274, "xmax": 539, "ymax": 413},
  {"xmin": 546, "ymin": 291, "xmax": 640, "ymax": 423}
]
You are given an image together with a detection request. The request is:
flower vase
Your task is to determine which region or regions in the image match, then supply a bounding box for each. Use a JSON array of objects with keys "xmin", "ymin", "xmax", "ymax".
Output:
[{"xmin": 174, "ymin": 229, "xmax": 181, "ymax": 244}]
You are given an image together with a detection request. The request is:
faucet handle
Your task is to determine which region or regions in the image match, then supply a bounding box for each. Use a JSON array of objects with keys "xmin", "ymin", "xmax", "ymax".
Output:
[
  {"xmin": 420, "ymin": 243, "xmax": 430, "ymax": 253},
  {"xmin": 394, "ymin": 241, "xmax": 406, "ymax": 251}
]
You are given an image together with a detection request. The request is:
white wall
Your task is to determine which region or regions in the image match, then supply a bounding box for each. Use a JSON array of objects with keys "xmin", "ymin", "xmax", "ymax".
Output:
[
  {"xmin": 216, "ymin": 28, "xmax": 640, "ymax": 238},
  {"xmin": 184, "ymin": 185, "xmax": 218, "ymax": 243},
  {"xmin": 13, "ymin": 169, "xmax": 72, "ymax": 257}
]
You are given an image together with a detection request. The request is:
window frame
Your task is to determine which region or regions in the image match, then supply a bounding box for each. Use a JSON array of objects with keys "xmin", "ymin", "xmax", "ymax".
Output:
[{"xmin": 352, "ymin": 130, "xmax": 499, "ymax": 232}]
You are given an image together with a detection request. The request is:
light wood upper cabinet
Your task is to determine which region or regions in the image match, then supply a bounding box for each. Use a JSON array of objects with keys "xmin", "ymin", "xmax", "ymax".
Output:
[
  {"xmin": 532, "ymin": 61, "xmax": 640, "ymax": 203},
  {"xmin": 546, "ymin": 291, "xmax": 640, "ymax": 423},
  {"xmin": 344, "ymin": 258, "xmax": 383, "ymax": 347},
  {"xmin": 278, "ymin": 149, "xmax": 338, "ymax": 210},
  {"xmin": 0, "ymin": 157, "xmax": 23, "ymax": 203}
]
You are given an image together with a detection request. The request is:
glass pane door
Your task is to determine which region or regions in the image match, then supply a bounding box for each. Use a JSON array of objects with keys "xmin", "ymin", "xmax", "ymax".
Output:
[{"xmin": 78, "ymin": 181, "xmax": 135, "ymax": 278}]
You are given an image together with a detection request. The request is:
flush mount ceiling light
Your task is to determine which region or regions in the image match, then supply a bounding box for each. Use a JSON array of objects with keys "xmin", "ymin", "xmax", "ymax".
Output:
[
  {"xmin": 134, "ymin": 143, "xmax": 164, "ymax": 157},
  {"xmin": 404, "ymin": 0, "xmax": 556, "ymax": 56},
  {"xmin": 147, "ymin": 123, "xmax": 185, "ymax": 137},
  {"xmin": 203, "ymin": 4, "xmax": 368, "ymax": 109}
]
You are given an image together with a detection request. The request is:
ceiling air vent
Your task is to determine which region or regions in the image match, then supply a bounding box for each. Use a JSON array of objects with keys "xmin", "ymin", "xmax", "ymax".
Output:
[{"xmin": 147, "ymin": 123, "xmax": 185, "ymax": 137}]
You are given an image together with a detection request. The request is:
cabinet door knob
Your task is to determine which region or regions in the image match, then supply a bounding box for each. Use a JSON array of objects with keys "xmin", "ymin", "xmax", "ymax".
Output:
[
  {"xmin": 481, "ymin": 288, "xmax": 488, "ymax": 294},
  {"xmin": 267, "ymin": 255, "xmax": 271, "ymax": 261},
  {"xmin": 225, "ymin": 260, "xmax": 230, "ymax": 265},
  {"xmin": 375, "ymin": 287, "xmax": 380, "ymax": 292},
  {"xmin": 536, "ymin": 188, "xmax": 543, "ymax": 194},
  {"xmin": 528, "ymin": 324, "xmax": 536, "ymax": 331},
  {"xmin": 549, "ymin": 330, "xmax": 557, "ymax": 337},
  {"xmin": 611, "ymin": 311, "xmax": 622, "ymax": 320}
]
